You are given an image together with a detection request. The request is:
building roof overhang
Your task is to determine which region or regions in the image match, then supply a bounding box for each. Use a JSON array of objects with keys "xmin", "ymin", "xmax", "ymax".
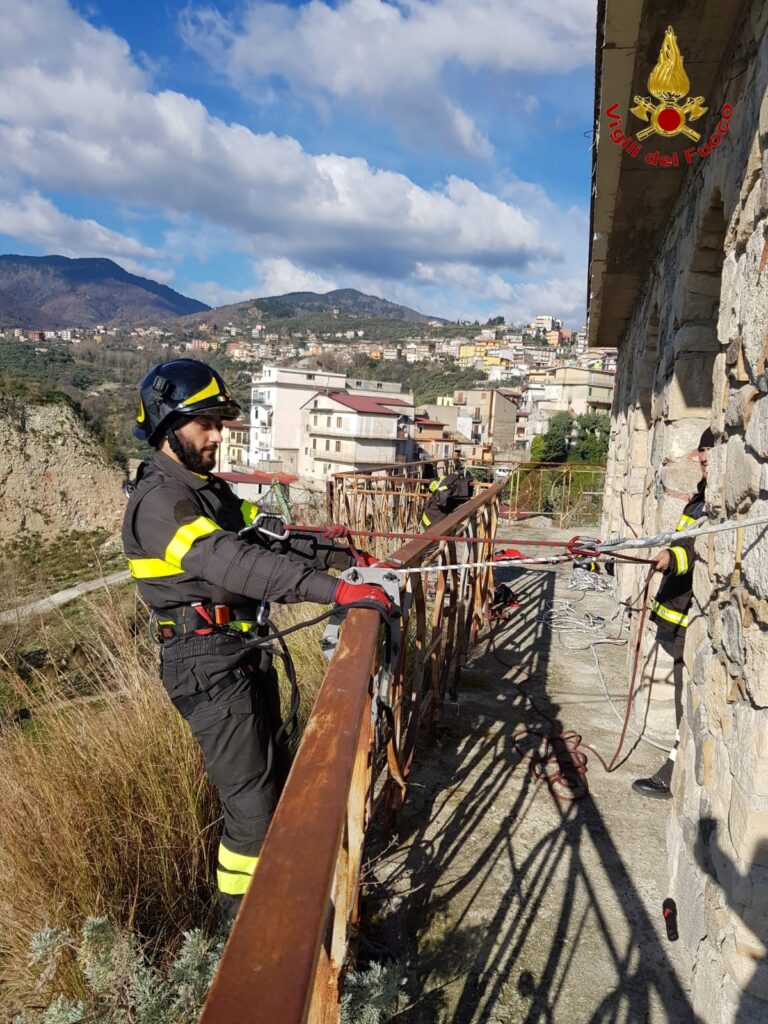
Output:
[{"xmin": 588, "ymin": 0, "xmax": 747, "ymax": 348}]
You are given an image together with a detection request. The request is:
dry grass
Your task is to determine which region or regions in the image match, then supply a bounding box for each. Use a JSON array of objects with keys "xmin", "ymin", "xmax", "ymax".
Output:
[{"xmin": 0, "ymin": 581, "xmax": 330, "ymax": 1016}]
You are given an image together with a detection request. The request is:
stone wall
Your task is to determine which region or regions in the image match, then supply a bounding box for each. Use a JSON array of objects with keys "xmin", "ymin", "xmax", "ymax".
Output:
[
  {"xmin": 600, "ymin": 5, "xmax": 768, "ymax": 1019},
  {"xmin": 0, "ymin": 399, "xmax": 125, "ymax": 543}
]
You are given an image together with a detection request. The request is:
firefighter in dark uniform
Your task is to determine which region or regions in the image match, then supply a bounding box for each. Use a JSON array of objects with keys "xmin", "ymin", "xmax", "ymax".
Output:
[
  {"xmin": 122, "ymin": 359, "xmax": 390, "ymax": 921},
  {"xmin": 632, "ymin": 427, "xmax": 714, "ymax": 799},
  {"xmin": 420, "ymin": 459, "xmax": 473, "ymax": 530}
]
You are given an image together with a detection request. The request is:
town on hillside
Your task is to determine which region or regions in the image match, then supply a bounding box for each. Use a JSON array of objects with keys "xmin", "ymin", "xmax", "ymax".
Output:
[{"xmin": 0, "ymin": 311, "xmax": 616, "ymax": 492}]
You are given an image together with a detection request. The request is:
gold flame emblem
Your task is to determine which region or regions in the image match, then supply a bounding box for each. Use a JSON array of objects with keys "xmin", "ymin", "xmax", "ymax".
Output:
[{"xmin": 630, "ymin": 26, "xmax": 707, "ymax": 141}]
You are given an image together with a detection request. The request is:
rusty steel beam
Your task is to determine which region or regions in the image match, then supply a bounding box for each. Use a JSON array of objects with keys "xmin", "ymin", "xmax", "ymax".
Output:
[
  {"xmin": 200, "ymin": 482, "xmax": 505, "ymax": 1024},
  {"xmin": 199, "ymin": 608, "xmax": 380, "ymax": 1024}
]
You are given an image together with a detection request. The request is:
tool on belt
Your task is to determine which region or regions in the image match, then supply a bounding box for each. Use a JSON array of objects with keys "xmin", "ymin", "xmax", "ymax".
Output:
[{"xmin": 153, "ymin": 602, "xmax": 266, "ymax": 640}]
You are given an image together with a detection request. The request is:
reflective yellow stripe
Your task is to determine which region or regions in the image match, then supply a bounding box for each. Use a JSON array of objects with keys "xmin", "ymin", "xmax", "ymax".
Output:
[
  {"xmin": 128, "ymin": 557, "xmax": 184, "ymax": 579},
  {"xmin": 179, "ymin": 376, "xmax": 222, "ymax": 407},
  {"xmin": 219, "ymin": 844, "xmax": 259, "ymax": 874},
  {"xmin": 240, "ymin": 499, "xmax": 260, "ymax": 526},
  {"xmin": 422, "ymin": 513, "xmax": 431, "ymax": 526},
  {"xmin": 650, "ymin": 599, "xmax": 689, "ymax": 628},
  {"xmin": 670, "ymin": 545, "xmax": 689, "ymax": 575},
  {"xmin": 230, "ymin": 621, "xmax": 254, "ymax": 632},
  {"xmin": 164, "ymin": 517, "xmax": 221, "ymax": 569},
  {"xmin": 429, "ymin": 478, "xmax": 441, "ymax": 493},
  {"xmin": 676, "ymin": 514, "xmax": 697, "ymax": 531},
  {"xmin": 217, "ymin": 869, "xmax": 252, "ymax": 895}
]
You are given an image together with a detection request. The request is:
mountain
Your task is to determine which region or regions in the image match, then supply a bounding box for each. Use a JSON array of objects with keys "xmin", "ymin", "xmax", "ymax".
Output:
[
  {"xmin": 0, "ymin": 255, "xmax": 210, "ymax": 328},
  {"xmin": 182, "ymin": 288, "xmax": 447, "ymax": 327}
]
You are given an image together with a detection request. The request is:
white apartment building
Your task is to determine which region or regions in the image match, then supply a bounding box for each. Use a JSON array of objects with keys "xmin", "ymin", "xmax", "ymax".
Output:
[
  {"xmin": 529, "ymin": 314, "xmax": 561, "ymax": 334},
  {"xmin": 250, "ymin": 365, "xmax": 414, "ymax": 477},
  {"xmin": 250, "ymin": 366, "xmax": 347, "ymax": 473},
  {"xmin": 297, "ymin": 392, "xmax": 415, "ymax": 486}
]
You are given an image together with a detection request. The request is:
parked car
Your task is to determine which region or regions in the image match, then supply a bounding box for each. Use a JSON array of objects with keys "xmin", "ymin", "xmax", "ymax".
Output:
[{"xmin": 494, "ymin": 466, "xmax": 512, "ymax": 482}]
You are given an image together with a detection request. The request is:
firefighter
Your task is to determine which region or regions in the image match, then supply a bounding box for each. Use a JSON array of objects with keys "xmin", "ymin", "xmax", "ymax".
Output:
[
  {"xmin": 420, "ymin": 458, "xmax": 474, "ymax": 530},
  {"xmin": 122, "ymin": 359, "xmax": 391, "ymax": 922},
  {"xmin": 632, "ymin": 427, "xmax": 714, "ymax": 799}
]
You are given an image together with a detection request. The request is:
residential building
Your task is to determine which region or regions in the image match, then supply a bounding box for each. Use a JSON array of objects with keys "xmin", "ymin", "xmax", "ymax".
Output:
[
  {"xmin": 452, "ymin": 388, "xmax": 518, "ymax": 456},
  {"xmin": 213, "ymin": 419, "xmax": 252, "ymax": 474},
  {"xmin": 526, "ymin": 366, "xmax": 615, "ymax": 417},
  {"xmin": 529, "ymin": 314, "xmax": 561, "ymax": 334},
  {"xmin": 251, "ymin": 365, "xmax": 414, "ymax": 479},
  {"xmin": 250, "ymin": 366, "xmax": 348, "ymax": 474},
  {"xmin": 297, "ymin": 392, "xmax": 415, "ymax": 486}
]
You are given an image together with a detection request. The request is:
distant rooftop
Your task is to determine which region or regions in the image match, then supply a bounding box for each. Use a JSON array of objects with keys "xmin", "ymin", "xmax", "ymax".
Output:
[{"xmin": 216, "ymin": 470, "xmax": 298, "ymax": 485}]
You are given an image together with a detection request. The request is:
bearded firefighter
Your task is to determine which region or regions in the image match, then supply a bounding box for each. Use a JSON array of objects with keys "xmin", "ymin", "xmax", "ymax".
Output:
[{"xmin": 122, "ymin": 359, "xmax": 390, "ymax": 922}]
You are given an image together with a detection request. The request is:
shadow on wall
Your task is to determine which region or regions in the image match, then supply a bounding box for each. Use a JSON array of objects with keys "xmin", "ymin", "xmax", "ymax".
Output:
[{"xmin": 696, "ymin": 818, "xmax": 768, "ymax": 1022}]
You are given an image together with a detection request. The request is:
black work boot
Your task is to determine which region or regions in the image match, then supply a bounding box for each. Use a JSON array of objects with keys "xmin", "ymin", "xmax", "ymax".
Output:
[
  {"xmin": 217, "ymin": 892, "xmax": 242, "ymax": 932},
  {"xmin": 632, "ymin": 758, "xmax": 674, "ymax": 799}
]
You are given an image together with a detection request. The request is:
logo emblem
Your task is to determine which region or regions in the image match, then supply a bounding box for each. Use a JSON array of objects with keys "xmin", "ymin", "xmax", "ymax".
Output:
[{"xmin": 630, "ymin": 26, "xmax": 707, "ymax": 141}]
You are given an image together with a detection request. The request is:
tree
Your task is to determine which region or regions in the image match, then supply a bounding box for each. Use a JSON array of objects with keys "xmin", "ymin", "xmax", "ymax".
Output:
[
  {"xmin": 542, "ymin": 412, "xmax": 574, "ymax": 462},
  {"xmin": 529, "ymin": 435, "xmax": 547, "ymax": 461},
  {"xmin": 567, "ymin": 412, "xmax": 610, "ymax": 464}
]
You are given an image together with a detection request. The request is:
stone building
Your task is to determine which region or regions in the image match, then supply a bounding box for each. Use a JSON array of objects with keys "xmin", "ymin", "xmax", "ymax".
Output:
[{"xmin": 590, "ymin": 1, "xmax": 768, "ymax": 1019}]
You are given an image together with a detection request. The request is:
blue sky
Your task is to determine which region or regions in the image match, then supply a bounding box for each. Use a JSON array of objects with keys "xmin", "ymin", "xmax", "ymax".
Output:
[{"xmin": 0, "ymin": 0, "xmax": 597, "ymax": 324}]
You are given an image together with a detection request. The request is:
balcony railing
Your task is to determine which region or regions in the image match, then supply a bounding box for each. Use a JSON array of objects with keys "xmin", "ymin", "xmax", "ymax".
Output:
[
  {"xmin": 199, "ymin": 482, "xmax": 504, "ymax": 1024},
  {"xmin": 307, "ymin": 423, "xmax": 398, "ymax": 441}
]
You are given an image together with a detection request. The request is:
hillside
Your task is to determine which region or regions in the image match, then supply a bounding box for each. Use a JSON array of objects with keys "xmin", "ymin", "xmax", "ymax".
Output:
[
  {"xmin": 0, "ymin": 397, "xmax": 125, "ymax": 543},
  {"xmin": 0, "ymin": 255, "xmax": 209, "ymax": 328},
  {"xmin": 178, "ymin": 287, "xmax": 446, "ymax": 329}
]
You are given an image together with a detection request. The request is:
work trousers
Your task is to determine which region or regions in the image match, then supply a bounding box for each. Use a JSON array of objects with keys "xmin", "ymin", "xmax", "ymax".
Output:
[
  {"xmin": 657, "ymin": 628, "xmax": 685, "ymax": 762},
  {"xmin": 160, "ymin": 630, "xmax": 288, "ymax": 922}
]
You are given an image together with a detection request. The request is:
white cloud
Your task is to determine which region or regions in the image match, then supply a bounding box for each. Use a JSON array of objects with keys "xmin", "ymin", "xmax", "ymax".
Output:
[
  {"xmin": 180, "ymin": 0, "xmax": 594, "ymax": 154},
  {"xmin": 0, "ymin": 188, "xmax": 161, "ymax": 264},
  {"xmin": 0, "ymin": 0, "xmax": 588, "ymax": 324},
  {"xmin": 188, "ymin": 281, "xmax": 259, "ymax": 307},
  {"xmin": 0, "ymin": 1, "xmax": 551, "ymax": 279},
  {"xmin": 188, "ymin": 258, "xmax": 339, "ymax": 306},
  {"xmin": 255, "ymin": 258, "xmax": 339, "ymax": 296}
]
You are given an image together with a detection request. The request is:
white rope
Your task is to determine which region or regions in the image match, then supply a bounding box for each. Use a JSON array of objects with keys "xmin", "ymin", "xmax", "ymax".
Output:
[
  {"xmin": 538, "ymin": 599, "xmax": 671, "ymax": 753},
  {"xmin": 379, "ymin": 507, "xmax": 768, "ymax": 573},
  {"xmin": 567, "ymin": 567, "xmax": 612, "ymax": 593},
  {"xmin": 596, "ymin": 510, "xmax": 768, "ymax": 553}
]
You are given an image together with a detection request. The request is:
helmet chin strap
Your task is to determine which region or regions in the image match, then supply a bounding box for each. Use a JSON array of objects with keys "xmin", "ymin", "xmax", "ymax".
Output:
[{"xmin": 165, "ymin": 423, "xmax": 187, "ymax": 464}]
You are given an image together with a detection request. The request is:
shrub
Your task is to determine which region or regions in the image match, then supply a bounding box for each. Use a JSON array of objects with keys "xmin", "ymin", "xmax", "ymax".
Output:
[
  {"xmin": 12, "ymin": 916, "xmax": 224, "ymax": 1024},
  {"xmin": 341, "ymin": 961, "xmax": 400, "ymax": 1024},
  {"xmin": 0, "ymin": 582, "xmax": 329, "ymax": 1017}
]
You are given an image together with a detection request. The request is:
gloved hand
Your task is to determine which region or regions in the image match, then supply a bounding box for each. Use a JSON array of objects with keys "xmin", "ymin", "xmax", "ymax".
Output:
[
  {"xmin": 322, "ymin": 523, "xmax": 350, "ymax": 540},
  {"xmin": 334, "ymin": 579, "xmax": 393, "ymax": 614},
  {"xmin": 354, "ymin": 550, "xmax": 379, "ymax": 567}
]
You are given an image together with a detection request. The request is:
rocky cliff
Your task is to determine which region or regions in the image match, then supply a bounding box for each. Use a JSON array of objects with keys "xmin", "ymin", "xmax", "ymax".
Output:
[{"xmin": 0, "ymin": 399, "xmax": 126, "ymax": 542}]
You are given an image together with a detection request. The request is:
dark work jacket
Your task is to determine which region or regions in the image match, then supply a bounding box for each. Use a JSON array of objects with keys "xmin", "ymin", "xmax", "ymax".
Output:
[
  {"xmin": 421, "ymin": 473, "xmax": 473, "ymax": 528},
  {"xmin": 122, "ymin": 451, "xmax": 350, "ymax": 614},
  {"xmin": 650, "ymin": 478, "xmax": 706, "ymax": 637}
]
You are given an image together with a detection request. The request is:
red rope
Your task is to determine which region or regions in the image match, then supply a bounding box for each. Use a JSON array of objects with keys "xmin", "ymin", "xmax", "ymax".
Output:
[
  {"xmin": 492, "ymin": 567, "xmax": 657, "ymax": 802},
  {"xmin": 288, "ymin": 522, "xmax": 603, "ymax": 552}
]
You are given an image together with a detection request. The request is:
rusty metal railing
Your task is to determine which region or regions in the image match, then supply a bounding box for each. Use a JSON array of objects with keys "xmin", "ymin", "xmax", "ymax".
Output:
[
  {"xmin": 200, "ymin": 481, "xmax": 504, "ymax": 1024},
  {"xmin": 328, "ymin": 459, "xmax": 494, "ymax": 538},
  {"xmin": 503, "ymin": 462, "xmax": 606, "ymax": 527}
]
